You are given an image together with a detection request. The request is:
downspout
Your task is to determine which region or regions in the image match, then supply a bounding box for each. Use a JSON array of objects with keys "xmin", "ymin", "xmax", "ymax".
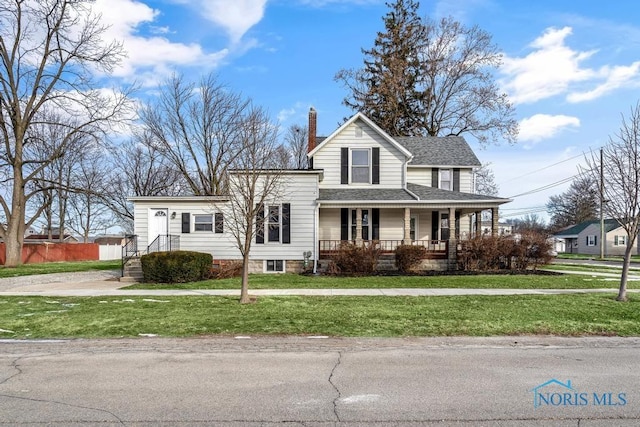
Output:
[{"xmin": 314, "ymin": 200, "xmax": 319, "ymax": 273}]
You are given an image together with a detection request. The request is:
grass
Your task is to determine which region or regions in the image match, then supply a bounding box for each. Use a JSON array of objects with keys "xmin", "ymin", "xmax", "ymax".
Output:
[
  {"xmin": 0, "ymin": 260, "xmax": 120, "ymax": 278},
  {"xmin": 0, "ymin": 294, "xmax": 638, "ymax": 339},
  {"xmin": 124, "ymin": 272, "xmax": 632, "ymax": 290},
  {"xmin": 544, "ymin": 263, "xmax": 640, "ymax": 274}
]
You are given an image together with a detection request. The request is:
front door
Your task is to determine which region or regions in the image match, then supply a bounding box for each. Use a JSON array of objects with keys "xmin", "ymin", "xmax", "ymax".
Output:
[{"xmin": 149, "ymin": 209, "xmax": 168, "ymax": 244}]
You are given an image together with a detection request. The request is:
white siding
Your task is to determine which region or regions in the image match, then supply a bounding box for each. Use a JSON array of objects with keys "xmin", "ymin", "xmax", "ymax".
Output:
[
  {"xmin": 133, "ymin": 174, "xmax": 319, "ymax": 263},
  {"xmin": 407, "ymin": 168, "xmax": 431, "ymax": 187},
  {"xmin": 313, "ymin": 119, "xmax": 406, "ymax": 188}
]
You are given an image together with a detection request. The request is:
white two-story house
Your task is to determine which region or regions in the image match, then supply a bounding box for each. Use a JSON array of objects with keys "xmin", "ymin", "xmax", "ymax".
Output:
[{"xmin": 128, "ymin": 109, "xmax": 510, "ymax": 274}]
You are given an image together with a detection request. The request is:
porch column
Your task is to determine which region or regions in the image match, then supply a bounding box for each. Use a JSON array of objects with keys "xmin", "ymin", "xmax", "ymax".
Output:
[
  {"xmin": 475, "ymin": 211, "xmax": 482, "ymax": 237},
  {"xmin": 448, "ymin": 207, "xmax": 457, "ymax": 271},
  {"xmin": 402, "ymin": 207, "xmax": 411, "ymax": 245},
  {"xmin": 491, "ymin": 207, "xmax": 499, "ymax": 237},
  {"xmin": 355, "ymin": 207, "xmax": 363, "ymax": 244}
]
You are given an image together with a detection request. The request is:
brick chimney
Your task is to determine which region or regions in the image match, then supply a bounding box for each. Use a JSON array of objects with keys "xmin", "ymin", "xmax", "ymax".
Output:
[{"xmin": 308, "ymin": 107, "xmax": 317, "ymax": 153}]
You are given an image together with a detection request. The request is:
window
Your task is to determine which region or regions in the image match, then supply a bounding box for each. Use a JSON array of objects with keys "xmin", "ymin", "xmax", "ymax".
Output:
[
  {"xmin": 194, "ymin": 214, "xmax": 213, "ymax": 232},
  {"xmin": 266, "ymin": 260, "xmax": 284, "ymax": 273},
  {"xmin": 268, "ymin": 205, "xmax": 280, "ymax": 242},
  {"xmin": 615, "ymin": 235, "xmax": 627, "ymax": 246},
  {"xmin": 351, "ymin": 209, "xmax": 370, "ymax": 240},
  {"xmin": 215, "ymin": 213, "xmax": 224, "ymax": 234},
  {"xmin": 587, "ymin": 235, "xmax": 596, "ymax": 246},
  {"xmin": 440, "ymin": 169, "xmax": 452, "ymax": 191},
  {"xmin": 351, "ymin": 149, "xmax": 370, "ymax": 183}
]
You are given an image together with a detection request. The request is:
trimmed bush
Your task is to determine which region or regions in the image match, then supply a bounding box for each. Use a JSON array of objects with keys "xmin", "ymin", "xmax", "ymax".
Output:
[
  {"xmin": 141, "ymin": 251, "xmax": 213, "ymax": 283},
  {"xmin": 327, "ymin": 241, "xmax": 381, "ymax": 275},
  {"xmin": 395, "ymin": 245, "xmax": 428, "ymax": 273}
]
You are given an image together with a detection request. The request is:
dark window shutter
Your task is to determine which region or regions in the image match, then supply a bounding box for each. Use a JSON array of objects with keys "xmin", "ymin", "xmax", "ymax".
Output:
[
  {"xmin": 453, "ymin": 168, "xmax": 460, "ymax": 192},
  {"xmin": 595, "ymin": 235, "xmax": 597, "ymax": 245},
  {"xmin": 432, "ymin": 211, "xmax": 439, "ymax": 240},
  {"xmin": 372, "ymin": 147, "xmax": 380, "ymax": 184},
  {"xmin": 432, "ymin": 168, "xmax": 439, "ymax": 188},
  {"xmin": 372, "ymin": 208, "xmax": 380, "ymax": 240},
  {"xmin": 215, "ymin": 213, "xmax": 223, "ymax": 233},
  {"xmin": 181, "ymin": 213, "xmax": 190, "ymax": 233},
  {"xmin": 586, "ymin": 236, "xmax": 588, "ymax": 245},
  {"xmin": 341, "ymin": 208, "xmax": 349, "ymax": 240},
  {"xmin": 282, "ymin": 203, "xmax": 291, "ymax": 244},
  {"xmin": 615, "ymin": 236, "xmax": 619, "ymax": 245},
  {"xmin": 256, "ymin": 204, "xmax": 264, "ymax": 244},
  {"xmin": 341, "ymin": 147, "xmax": 349, "ymax": 184},
  {"xmin": 309, "ymin": 157, "xmax": 313, "ymax": 169}
]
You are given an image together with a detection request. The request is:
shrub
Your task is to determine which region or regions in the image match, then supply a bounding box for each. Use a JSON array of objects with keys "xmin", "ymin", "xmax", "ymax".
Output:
[
  {"xmin": 212, "ymin": 260, "xmax": 243, "ymax": 279},
  {"xmin": 458, "ymin": 232, "xmax": 553, "ymax": 272},
  {"xmin": 395, "ymin": 245, "xmax": 428, "ymax": 273},
  {"xmin": 141, "ymin": 251, "xmax": 213, "ymax": 283},
  {"xmin": 327, "ymin": 241, "xmax": 380, "ymax": 275}
]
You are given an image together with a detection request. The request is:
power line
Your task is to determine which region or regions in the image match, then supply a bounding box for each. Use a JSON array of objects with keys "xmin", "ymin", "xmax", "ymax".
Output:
[
  {"xmin": 507, "ymin": 175, "xmax": 577, "ymax": 199},
  {"xmin": 496, "ymin": 150, "xmax": 597, "ymax": 186}
]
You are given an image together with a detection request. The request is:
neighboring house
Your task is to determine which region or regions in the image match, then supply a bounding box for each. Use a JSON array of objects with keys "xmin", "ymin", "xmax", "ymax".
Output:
[
  {"xmin": 25, "ymin": 234, "xmax": 79, "ymax": 243},
  {"xmin": 129, "ymin": 109, "xmax": 510, "ymax": 273},
  {"xmin": 554, "ymin": 219, "xmax": 639, "ymax": 256},
  {"xmin": 93, "ymin": 235, "xmax": 127, "ymax": 246},
  {"xmin": 480, "ymin": 221, "xmax": 512, "ymax": 236}
]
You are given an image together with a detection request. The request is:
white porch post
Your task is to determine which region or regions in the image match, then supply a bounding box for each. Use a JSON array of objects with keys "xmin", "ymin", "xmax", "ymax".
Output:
[
  {"xmin": 475, "ymin": 211, "xmax": 482, "ymax": 237},
  {"xmin": 403, "ymin": 207, "xmax": 411, "ymax": 245},
  {"xmin": 492, "ymin": 207, "xmax": 499, "ymax": 237},
  {"xmin": 355, "ymin": 208, "xmax": 363, "ymax": 244},
  {"xmin": 448, "ymin": 207, "xmax": 457, "ymax": 271}
]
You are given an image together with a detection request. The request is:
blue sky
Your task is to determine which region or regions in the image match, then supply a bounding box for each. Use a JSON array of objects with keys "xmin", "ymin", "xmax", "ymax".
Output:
[{"xmin": 91, "ymin": 0, "xmax": 640, "ymax": 222}]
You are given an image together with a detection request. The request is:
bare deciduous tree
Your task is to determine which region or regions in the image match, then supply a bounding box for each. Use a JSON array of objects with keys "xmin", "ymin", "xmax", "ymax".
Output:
[
  {"xmin": 282, "ymin": 124, "xmax": 309, "ymax": 169},
  {"xmin": 103, "ymin": 133, "xmax": 187, "ymax": 232},
  {"xmin": 0, "ymin": 0, "xmax": 131, "ymax": 266},
  {"xmin": 139, "ymin": 73, "xmax": 249, "ymax": 196},
  {"xmin": 546, "ymin": 175, "xmax": 599, "ymax": 232},
  {"xmin": 584, "ymin": 104, "xmax": 640, "ymax": 301},
  {"xmin": 223, "ymin": 106, "xmax": 285, "ymax": 304}
]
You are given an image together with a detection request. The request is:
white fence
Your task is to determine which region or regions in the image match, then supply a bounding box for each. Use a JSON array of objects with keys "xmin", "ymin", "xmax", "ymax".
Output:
[{"xmin": 99, "ymin": 244, "xmax": 122, "ymax": 260}]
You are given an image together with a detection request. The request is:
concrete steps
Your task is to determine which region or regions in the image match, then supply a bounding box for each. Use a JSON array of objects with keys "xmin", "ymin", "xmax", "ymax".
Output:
[{"xmin": 121, "ymin": 257, "xmax": 143, "ymax": 282}]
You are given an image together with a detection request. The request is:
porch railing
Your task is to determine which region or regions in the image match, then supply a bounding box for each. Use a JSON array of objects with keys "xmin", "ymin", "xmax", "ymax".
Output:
[
  {"xmin": 147, "ymin": 234, "xmax": 180, "ymax": 254},
  {"xmin": 319, "ymin": 239, "xmax": 448, "ymax": 256},
  {"xmin": 121, "ymin": 234, "xmax": 139, "ymax": 276}
]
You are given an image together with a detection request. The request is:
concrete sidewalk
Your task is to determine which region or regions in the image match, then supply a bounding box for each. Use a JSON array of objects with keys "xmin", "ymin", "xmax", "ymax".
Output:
[
  {"xmin": 0, "ymin": 283, "xmax": 632, "ymax": 297},
  {"xmin": 0, "ymin": 269, "xmax": 634, "ymax": 297}
]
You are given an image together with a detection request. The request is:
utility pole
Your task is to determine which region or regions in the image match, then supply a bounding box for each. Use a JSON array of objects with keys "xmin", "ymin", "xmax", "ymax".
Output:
[{"xmin": 600, "ymin": 148, "xmax": 605, "ymax": 259}]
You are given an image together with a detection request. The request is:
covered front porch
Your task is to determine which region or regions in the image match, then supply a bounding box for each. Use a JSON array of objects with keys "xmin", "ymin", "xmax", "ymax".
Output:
[{"xmin": 317, "ymin": 205, "xmax": 502, "ymax": 268}]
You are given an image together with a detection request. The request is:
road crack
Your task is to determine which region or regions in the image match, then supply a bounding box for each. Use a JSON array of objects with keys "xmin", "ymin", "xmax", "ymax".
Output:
[
  {"xmin": 328, "ymin": 350, "xmax": 342, "ymax": 422},
  {"xmin": 0, "ymin": 357, "xmax": 24, "ymax": 386}
]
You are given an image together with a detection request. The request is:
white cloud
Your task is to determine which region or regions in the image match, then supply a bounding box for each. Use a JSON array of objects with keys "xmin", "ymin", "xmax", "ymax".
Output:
[
  {"xmin": 501, "ymin": 27, "xmax": 596, "ymax": 104},
  {"xmin": 277, "ymin": 102, "xmax": 309, "ymax": 123},
  {"xmin": 519, "ymin": 114, "xmax": 580, "ymax": 144},
  {"xmin": 199, "ymin": 0, "xmax": 267, "ymax": 43},
  {"xmin": 567, "ymin": 61, "xmax": 640, "ymax": 102},
  {"xmin": 89, "ymin": 0, "xmax": 229, "ymax": 85},
  {"xmin": 501, "ymin": 26, "xmax": 640, "ymax": 105}
]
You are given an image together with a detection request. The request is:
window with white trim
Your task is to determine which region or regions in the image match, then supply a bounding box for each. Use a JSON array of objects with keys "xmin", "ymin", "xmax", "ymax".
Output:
[
  {"xmin": 194, "ymin": 214, "xmax": 213, "ymax": 232},
  {"xmin": 265, "ymin": 260, "xmax": 284, "ymax": 273},
  {"xmin": 440, "ymin": 169, "xmax": 452, "ymax": 191},
  {"xmin": 351, "ymin": 149, "xmax": 370, "ymax": 183},
  {"xmin": 268, "ymin": 205, "xmax": 280, "ymax": 242},
  {"xmin": 615, "ymin": 235, "xmax": 627, "ymax": 246},
  {"xmin": 586, "ymin": 235, "xmax": 596, "ymax": 246}
]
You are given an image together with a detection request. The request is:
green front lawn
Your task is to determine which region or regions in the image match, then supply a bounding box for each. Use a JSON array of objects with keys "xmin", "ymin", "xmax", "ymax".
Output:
[
  {"xmin": 0, "ymin": 260, "xmax": 120, "ymax": 278},
  {"xmin": 0, "ymin": 294, "xmax": 637, "ymax": 338},
  {"xmin": 124, "ymin": 272, "xmax": 630, "ymax": 290}
]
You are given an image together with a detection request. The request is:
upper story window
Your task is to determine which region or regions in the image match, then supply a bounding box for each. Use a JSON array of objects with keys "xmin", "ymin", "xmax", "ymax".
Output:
[
  {"xmin": 351, "ymin": 149, "xmax": 370, "ymax": 183},
  {"xmin": 440, "ymin": 169, "xmax": 452, "ymax": 191},
  {"xmin": 268, "ymin": 205, "xmax": 280, "ymax": 242}
]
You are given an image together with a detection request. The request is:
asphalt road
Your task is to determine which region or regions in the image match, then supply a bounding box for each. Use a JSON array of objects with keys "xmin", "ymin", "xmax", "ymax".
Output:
[{"xmin": 1, "ymin": 336, "xmax": 640, "ymax": 426}]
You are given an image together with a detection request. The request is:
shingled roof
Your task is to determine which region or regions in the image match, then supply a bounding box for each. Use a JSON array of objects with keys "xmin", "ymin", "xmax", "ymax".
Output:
[
  {"xmin": 395, "ymin": 136, "xmax": 481, "ymax": 167},
  {"xmin": 318, "ymin": 184, "xmax": 509, "ymax": 203},
  {"xmin": 554, "ymin": 219, "xmax": 622, "ymax": 237}
]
